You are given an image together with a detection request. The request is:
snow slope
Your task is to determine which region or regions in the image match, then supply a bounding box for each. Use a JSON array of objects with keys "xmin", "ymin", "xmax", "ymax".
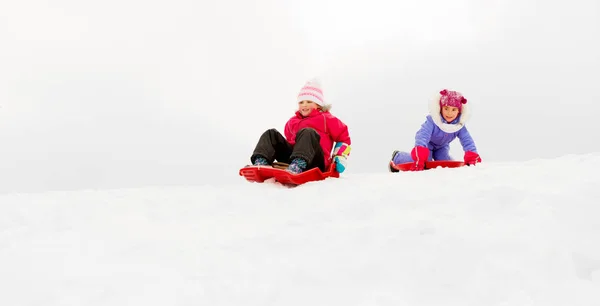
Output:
[{"xmin": 2, "ymin": 154, "xmax": 599, "ymax": 305}]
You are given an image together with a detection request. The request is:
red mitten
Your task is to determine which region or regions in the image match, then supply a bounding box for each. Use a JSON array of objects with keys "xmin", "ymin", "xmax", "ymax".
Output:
[
  {"xmin": 410, "ymin": 146, "xmax": 430, "ymax": 171},
  {"xmin": 464, "ymin": 151, "xmax": 482, "ymax": 165}
]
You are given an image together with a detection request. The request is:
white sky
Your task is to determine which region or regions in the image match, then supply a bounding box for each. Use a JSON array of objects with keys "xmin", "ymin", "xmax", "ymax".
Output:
[{"xmin": 0, "ymin": 0, "xmax": 599, "ymax": 193}]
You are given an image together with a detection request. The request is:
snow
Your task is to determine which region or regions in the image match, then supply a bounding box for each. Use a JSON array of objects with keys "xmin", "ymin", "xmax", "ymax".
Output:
[
  {"xmin": 1, "ymin": 0, "xmax": 600, "ymax": 304},
  {"xmin": 2, "ymin": 154, "xmax": 600, "ymax": 305}
]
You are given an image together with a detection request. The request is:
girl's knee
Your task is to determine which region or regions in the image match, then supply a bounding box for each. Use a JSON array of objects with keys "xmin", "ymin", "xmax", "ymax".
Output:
[
  {"xmin": 296, "ymin": 128, "xmax": 320, "ymax": 139},
  {"xmin": 393, "ymin": 152, "xmax": 413, "ymax": 164},
  {"xmin": 297, "ymin": 128, "xmax": 317, "ymax": 135}
]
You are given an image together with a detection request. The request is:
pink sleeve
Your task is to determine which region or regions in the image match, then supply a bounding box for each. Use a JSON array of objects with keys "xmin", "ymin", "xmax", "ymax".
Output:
[
  {"xmin": 327, "ymin": 116, "xmax": 351, "ymax": 145},
  {"xmin": 284, "ymin": 118, "xmax": 294, "ymax": 143}
]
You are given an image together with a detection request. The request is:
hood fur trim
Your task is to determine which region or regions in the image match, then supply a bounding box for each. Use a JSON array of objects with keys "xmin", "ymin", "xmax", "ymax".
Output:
[
  {"xmin": 320, "ymin": 104, "xmax": 332, "ymax": 112},
  {"xmin": 429, "ymin": 93, "xmax": 470, "ymax": 133}
]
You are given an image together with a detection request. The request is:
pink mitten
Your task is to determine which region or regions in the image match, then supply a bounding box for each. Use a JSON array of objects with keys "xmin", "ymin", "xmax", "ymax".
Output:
[
  {"xmin": 410, "ymin": 146, "xmax": 430, "ymax": 171},
  {"xmin": 464, "ymin": 151, "xmax": 482, "ymax": 165}
]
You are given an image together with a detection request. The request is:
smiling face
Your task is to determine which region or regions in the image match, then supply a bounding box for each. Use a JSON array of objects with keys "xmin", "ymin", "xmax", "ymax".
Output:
[
  {"xmin": 298, "ymin": 100, "xmax": 318, "ymax": 116},
  {"xmin": 441, "ymin": 105, "xmax": 460, "ymax": 123}
]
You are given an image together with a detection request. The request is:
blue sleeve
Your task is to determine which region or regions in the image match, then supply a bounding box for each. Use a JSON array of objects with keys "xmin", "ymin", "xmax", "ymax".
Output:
[
  {"xmin": 414, "ymin": 116, "xmax": 434, "ymax": 147},
  {"xmin": 457, "ymin": 126, "xmax": 477, "ymax": 152}
]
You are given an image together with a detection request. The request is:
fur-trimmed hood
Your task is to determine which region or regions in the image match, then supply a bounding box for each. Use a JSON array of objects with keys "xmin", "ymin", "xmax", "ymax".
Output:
[
  {"xmin": 429, "ymin": 92, "xmax": 470, "ymax": 133},
  {"xmin": 320, "ymin": 104, "xmax": 332, "ymax": 112}
]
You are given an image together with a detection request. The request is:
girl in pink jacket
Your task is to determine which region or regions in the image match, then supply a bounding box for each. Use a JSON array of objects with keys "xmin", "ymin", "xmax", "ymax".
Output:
[{"xmin": 250, "ymin": 79, "xmax": 352, "ymax": 174}]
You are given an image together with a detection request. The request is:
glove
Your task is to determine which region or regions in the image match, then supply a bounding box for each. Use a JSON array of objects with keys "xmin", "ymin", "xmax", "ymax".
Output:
[
  {"xmin": 333, "ymin": 155, "xmax": 347, "ymax": 173},
  {"xmin": 410, "ymin": 146, "xmax": 430, "ymax": 171},
  {"xmin": 332, "ymin": 142, "xmax": 351, "ymax": 173},
  {"xmin": 464, "ymin": 151, "xmax": 482, "ymax": 165}
]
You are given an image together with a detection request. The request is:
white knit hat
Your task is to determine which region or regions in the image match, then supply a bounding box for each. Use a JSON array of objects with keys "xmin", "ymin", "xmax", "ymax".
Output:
[{"xmin": 296, "ymin": 79, "xmax": 325, "ymax": 106}]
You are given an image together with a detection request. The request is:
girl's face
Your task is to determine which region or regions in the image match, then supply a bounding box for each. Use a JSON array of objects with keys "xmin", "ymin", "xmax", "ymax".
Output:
[
  {"xmin": 441, "ymin": 106, "xmax": 460, "ymax": 123},
  {"xmin": 298, "ymin": 100, "xmax": 318, "ymax": 117}
]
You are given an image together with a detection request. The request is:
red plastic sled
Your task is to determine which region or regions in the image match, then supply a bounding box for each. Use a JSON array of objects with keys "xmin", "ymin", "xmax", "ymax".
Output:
[
  {"xmin": 390, "ymin": 160, "xmax": 466, "ymax": 172},
  {"xmin": 239, "ymin": 163, "xmax": 339, "ymax": 186}
]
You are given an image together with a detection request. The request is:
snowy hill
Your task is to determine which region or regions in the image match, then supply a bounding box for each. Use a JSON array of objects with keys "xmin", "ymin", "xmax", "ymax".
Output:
[{"xmin": 2, "ymin": 154, "xmax": 599, "ymax": 305}]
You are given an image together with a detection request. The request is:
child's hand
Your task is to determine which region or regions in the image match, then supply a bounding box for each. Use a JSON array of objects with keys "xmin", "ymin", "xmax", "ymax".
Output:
[
  {"xmin": 464, "ymin": 151, "xmax": 482, "ymax": 165},
  {"xmin": 410, "ymin": 146, "xmax": 430, "ymax": 171},
  {"xmin": 332, "ymin": 142, "xmax": 351, "ymax": 173},
  {"xmin": 333, "ymin": 155, "xmax": 347, "ymax": 173}
]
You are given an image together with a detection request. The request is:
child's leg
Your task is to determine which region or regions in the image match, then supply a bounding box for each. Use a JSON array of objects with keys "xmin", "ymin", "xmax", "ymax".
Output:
[
  {"xmin": 251, "ymin": 129, "xmax": 293, "ymax": 164},
  {"xmin": 432, "ymin": 146, "xmax": 452, "ymax": 161},
  {"xmin": 392, "ymin": 148, "xmax": 436, "ymax": 164},
  {"xmin": 391, "ymin": 151, "xmax": 413, "ymax": 164},
  {"xmin": 289, "ymin": 128, "xmax": 326, "ymax": 172}
]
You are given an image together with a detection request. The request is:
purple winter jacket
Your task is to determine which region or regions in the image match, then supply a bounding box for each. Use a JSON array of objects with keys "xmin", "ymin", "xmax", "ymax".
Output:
[{"xmin": 415, "ymin": 114, "xmax": 477, "ymax": 161}]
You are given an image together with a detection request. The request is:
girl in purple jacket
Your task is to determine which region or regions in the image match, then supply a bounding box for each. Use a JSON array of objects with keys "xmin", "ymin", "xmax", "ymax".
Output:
[{"xmin": 389, "ymin": 89, "xmax": 482, "ymax": 172}]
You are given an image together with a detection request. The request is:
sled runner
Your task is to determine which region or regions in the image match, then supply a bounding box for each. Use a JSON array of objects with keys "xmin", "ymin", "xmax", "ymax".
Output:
[
  {"xmin": 390, "ymin": 160, "xmax": 466, "ymax": 172},
  {"xmin": 239, "ymin": 162, "xmax": 339, "ymax": 186}
]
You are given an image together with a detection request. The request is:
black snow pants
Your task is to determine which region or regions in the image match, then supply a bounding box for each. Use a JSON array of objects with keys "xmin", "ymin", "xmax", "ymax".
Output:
[{"xmin": 250, "ymin": 128, "xmax": 326, "ymax": 171}]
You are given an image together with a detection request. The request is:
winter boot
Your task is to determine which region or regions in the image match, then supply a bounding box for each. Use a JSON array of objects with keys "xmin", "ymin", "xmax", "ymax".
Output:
[
  {"xmin": 287, "ymin": 158, "xmax": 307, "ymax": 174},
  {"xmin": 253, "ymin": 156, "xmax": 269, "ymax": 166},
  {"xmin": 389, "ymin": 150, "xmax": 399, "ymax": 173}
]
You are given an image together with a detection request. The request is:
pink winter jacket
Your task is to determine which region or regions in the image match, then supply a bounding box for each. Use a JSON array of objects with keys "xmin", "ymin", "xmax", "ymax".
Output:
[{"xmin": 284, "ymin": 109, "xmax": 351, "ymax": 168}]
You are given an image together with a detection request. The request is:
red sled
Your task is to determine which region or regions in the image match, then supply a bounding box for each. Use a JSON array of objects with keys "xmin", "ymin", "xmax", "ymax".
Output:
[
  {"xmin": 239, "ymin": 162, "xmax": 339, "ymax": 186},
  {"xmin": 390, "ymin": 160, "xmax": 466, "ymax": 172}
]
